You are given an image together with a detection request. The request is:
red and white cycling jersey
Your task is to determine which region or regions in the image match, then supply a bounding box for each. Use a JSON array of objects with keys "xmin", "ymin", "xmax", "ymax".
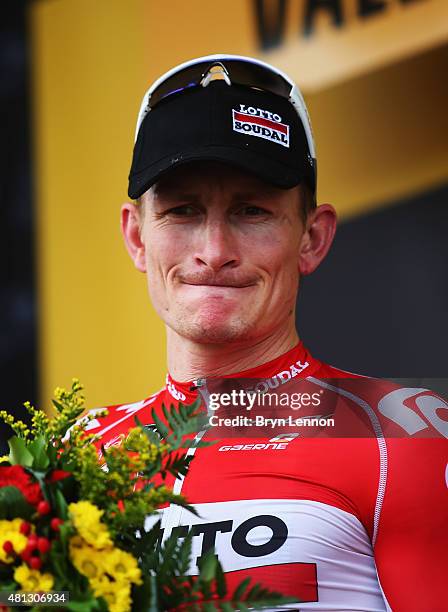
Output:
[{"xmin": 86, "ymin": 343, "xmax": 448, "ymax": 611}]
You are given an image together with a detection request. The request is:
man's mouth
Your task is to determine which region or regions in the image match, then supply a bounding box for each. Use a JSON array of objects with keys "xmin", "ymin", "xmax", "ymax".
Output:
[{"xmin": 182, "ymin": 281, "xmax": 254, "ymax": 289}]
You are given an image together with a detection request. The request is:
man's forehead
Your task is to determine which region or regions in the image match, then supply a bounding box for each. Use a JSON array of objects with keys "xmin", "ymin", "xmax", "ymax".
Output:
[{"xmin": 150, "ymin": 161, "xmax": 285, "ymax": 198}]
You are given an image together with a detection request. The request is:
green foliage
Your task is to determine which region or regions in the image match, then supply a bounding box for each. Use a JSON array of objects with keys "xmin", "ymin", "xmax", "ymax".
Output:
[
  {"xmin": 26, "ymin": 436, "xmax": 50, "ymax": 470},
  {"xmin": 0, "ymin": 486, "xmax": 33, "ymax": 520},
  {"xmin": 8, "ymin": 436, "xmax": 34, "ymax": 467}
]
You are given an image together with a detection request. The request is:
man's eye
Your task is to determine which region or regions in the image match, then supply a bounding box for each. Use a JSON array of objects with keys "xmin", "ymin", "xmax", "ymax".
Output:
[
  {"xmin": 239, "ymin": 205, "xmax": 269, "ymax": 217},
  {"xmin": 166, "ymin": 205, "xmax": 197, "ymax": 216}
]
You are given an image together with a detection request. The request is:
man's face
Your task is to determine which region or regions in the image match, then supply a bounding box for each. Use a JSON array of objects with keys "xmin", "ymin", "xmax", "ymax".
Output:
[{"xmin": 137, "ymin": 162, "xmax": 306, "ymax": 345}]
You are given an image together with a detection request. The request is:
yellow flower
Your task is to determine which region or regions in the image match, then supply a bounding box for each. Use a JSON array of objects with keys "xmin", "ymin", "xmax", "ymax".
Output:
[
  {"xmin": 103, "ymin": 586, "xmax": 132, "ymax": 612},
  {"xmin": 90, "ymin": 575, "xmax": 132, "ymax": 612},
  {"xmin": 14, "ymin": 564, "xmax": 54, "ymax": 592},
  {"xmin": 68, "ymin": 535, "xmax": 140, "ymax": 612},
  {"xmin": 0, "ymin": 455, "xmax": 9, "ymax": 463},
  {"xmin": 68, "ymin": 501, "xmax": 112, "ymax": 549},
  {"xmin": 8, "ymin": 532, "xmax": 27, "ymax": 555},
  {"xmin": 69, "ymin": 537, "xmax": 103, "ymax": 579},
  {"xmin": 68, "ymin": 534, "xmax": 83, "ymax": 549},
  {"xmin": 102, "ymin": 547, "xmax": 142, "ymax": 585},
  {"xmin": 0, "ymin": 519, "xmax": 28, "ymax": 563}
]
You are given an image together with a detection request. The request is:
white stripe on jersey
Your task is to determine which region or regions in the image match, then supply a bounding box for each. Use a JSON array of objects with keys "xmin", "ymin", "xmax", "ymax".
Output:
[{"xmin": 147, "ymin": 499, "xmax": 387, "ymax": 611}]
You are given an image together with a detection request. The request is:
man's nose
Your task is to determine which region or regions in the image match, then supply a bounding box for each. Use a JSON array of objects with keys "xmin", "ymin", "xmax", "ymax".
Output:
[{"xmin": 193, "ymin": 219, "xmax": 239, "ymax": 271}]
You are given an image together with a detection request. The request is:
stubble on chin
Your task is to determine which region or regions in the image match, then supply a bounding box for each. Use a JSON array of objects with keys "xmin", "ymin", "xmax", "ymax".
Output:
[{"xmin": 168, "ymin": 309, "xmax": 257, "ymax": 345}]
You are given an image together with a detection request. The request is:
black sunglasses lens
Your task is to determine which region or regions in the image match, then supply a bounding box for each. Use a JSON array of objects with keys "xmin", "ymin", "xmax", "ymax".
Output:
[
  {"xmin": 224, "ymin": 61, "xmax": 292, "ymax": 98},
  {"xmin": 149, "ymin": 59, "xmax": 292, "ymax": 109},
  {"xmin": 149, "ymin": 63, "xmax": 208, "ymax": 107}
]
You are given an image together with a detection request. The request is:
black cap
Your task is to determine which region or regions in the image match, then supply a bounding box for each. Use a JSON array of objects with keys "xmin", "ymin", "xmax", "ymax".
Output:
[{"xmin": 128, "ymin": 80, "xmax": 314, "ymax": 200}]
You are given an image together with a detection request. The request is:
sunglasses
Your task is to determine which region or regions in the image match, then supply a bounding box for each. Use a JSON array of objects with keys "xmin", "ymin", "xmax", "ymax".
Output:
[{"xmin": 134, "ymin": 54, "xmax": 316, "ymax": 163}]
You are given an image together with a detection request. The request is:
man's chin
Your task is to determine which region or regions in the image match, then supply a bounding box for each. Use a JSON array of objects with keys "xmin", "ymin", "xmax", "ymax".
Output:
[{"xmin": 174, "ymin": 316, "xmax": 255, "ymax": 345}]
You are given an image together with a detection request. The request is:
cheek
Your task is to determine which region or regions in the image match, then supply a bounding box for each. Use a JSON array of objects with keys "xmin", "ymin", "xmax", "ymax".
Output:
[
  {"xmin": 264, "ymin": 246, "xmax": 300, "ymax": 309},
  {"xmin": 144, "ymin": 239, "xmax": 174, "ymax": 313},
  {"xmin": 258, "ymin": 234, "xmax": 300, "ymax": 279},
  {"xmin": 145, "ymin": 233, "xmax": 181, "ymax": 277}
]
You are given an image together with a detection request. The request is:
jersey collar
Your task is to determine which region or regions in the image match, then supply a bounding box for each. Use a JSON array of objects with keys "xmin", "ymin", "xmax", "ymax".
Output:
[{"xmin": 165, "ymin": 341, "xmax": 321, "ymax": 404}]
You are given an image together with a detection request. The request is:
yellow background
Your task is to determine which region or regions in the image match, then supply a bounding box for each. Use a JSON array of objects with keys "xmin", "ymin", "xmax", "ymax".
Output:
[{"xmin": 31, "ymin": 0, "xmax": 448, "ymax": 409}]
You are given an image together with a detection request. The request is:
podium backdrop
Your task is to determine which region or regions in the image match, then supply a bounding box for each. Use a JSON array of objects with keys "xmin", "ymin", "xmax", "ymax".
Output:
[{"xmin": 23, "ymin": 0, "xmax": 448, "ymax": 408}]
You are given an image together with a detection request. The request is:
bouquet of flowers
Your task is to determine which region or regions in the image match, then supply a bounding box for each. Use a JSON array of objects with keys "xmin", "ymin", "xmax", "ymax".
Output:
[{"xmin": 0, "ymin": 380, "xmax": 295, "ymax": 611}]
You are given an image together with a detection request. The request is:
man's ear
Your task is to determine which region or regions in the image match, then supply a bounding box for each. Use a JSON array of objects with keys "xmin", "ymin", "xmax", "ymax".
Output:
[
  {"xmin": 120, "ymin": 202, "xmax": 147, "ymax": 273},
  {"xmin": 298, "ymin": 204, "xmax": 337, "ymax": 276}
]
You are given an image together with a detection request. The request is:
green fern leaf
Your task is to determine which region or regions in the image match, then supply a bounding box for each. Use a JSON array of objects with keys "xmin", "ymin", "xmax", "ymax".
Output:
[{"xmin": 232, "ymin": 577, "xmax": 251, "ymax": 601}]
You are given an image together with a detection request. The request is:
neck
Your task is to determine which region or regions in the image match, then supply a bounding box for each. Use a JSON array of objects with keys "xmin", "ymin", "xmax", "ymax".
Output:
[{"xmin": 167, "ymin": 326, "xmax": 300, "ymax": 381}]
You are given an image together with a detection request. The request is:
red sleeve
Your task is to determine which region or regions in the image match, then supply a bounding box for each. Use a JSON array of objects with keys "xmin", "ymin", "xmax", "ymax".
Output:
[
  {"xmin": 374, "ymin": 437, "xmax": 448, "ymax": 610},
  {"xmin": 327, "ymin": 377, "xmax": 448, "ymax": 610}
]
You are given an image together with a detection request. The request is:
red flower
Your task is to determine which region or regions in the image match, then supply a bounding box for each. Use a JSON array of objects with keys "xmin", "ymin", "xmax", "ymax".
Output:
[
  {"xmin": 50, "ymin": 518, "xmax": 63, "ymax": 531},
  {"xmin": 29, "ymin": 557, "xmax": 42, "ymax": 570},
  {"xmin": 0, "ymin": 466, "xmax": 43, "ymax": 506},
  {"xmin": 47, "ymin": 469, "xmax": 70, "ymax": 483},
  {"xmin": 37, "ymin": 537, "xmax": 51, "ymax": 554},
  {"xmin": 37, "ymin": 501, "xmax": 51, "ymax": 515},
  {"xmin": 3, "ymin": 541, "xmax": 14, "ymax": 555},
  {"xmin": 20, "ymin": 521, "xmax": 31, "ymax": 536}
]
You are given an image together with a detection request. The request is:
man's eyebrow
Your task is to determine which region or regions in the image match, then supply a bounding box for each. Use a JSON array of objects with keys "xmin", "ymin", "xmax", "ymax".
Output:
[
  {"xmin": 232, "ymin": 189, "xmax": 280, "ymax": 200},
  {"xmin": 152, "ymin": 185, "xmax": 282, "ymax": 201},
  {"xmin": 152, "ymin": 188, "xmax": 198, "ymax": 201}
]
